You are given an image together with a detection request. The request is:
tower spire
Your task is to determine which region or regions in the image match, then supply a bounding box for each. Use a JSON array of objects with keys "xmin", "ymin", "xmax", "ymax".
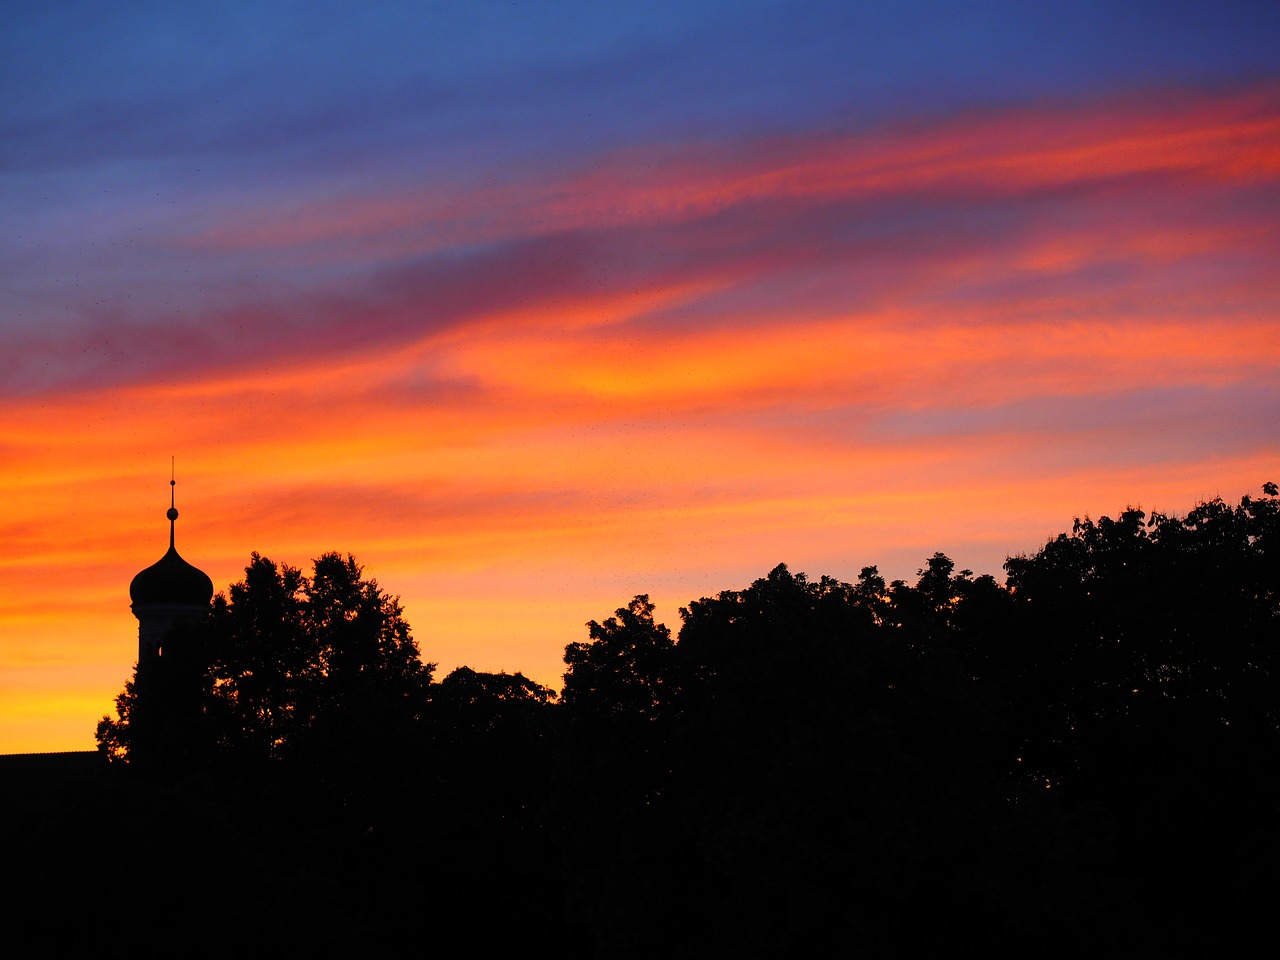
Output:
[{"xmin": 167, "ymin": 456, "xmax": 179, "ymax": 550}]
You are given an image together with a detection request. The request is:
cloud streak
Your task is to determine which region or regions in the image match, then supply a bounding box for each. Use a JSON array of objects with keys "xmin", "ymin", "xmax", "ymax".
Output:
[{"xmin": 7, "ymin": 83, "xmax": 1277, "ymax": 404}]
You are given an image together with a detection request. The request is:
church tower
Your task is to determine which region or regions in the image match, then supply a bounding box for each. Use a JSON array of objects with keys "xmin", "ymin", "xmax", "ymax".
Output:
[{"xmin": 129, "ymin": 475, "xmax": 213, "ymax": 663}]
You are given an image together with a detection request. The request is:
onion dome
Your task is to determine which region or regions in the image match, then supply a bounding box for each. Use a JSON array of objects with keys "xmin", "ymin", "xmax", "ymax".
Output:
[{"xmin": 129, "ymin": 478, "xmax": 213, "ymax": 608}]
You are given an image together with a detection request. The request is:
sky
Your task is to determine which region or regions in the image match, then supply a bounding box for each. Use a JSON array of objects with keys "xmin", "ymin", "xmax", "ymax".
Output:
[{"xmin": 2, "ymin": 1, "xmax": 1278, "ymax": 753}]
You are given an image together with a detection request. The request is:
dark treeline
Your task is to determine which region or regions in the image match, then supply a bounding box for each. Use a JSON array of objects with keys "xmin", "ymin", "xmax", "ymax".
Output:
[{"xmin": 5, "ymin": 485, "xmax": 1278, "ymax": 954}]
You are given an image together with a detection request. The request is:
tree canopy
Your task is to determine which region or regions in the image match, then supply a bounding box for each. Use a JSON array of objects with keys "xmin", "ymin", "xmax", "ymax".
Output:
[
  {"xmin": 97, "ymin": 551, "xmax": 431, "ymax": 771},
  {"xmin": 77, "ymin": 483, "xmax": 1280, "ymax": 954}
]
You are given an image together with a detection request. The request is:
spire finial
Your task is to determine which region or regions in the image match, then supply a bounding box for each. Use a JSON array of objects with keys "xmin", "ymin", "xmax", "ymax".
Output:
[{"xmin": 166, "ymin": 457, "xmax": 179, "ymax": 548}]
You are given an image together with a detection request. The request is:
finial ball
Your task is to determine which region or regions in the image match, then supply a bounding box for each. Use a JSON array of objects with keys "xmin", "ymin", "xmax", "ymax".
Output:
[{"xmin": 167, "ymin": 507, "xmax": 179, "ymax": 521}]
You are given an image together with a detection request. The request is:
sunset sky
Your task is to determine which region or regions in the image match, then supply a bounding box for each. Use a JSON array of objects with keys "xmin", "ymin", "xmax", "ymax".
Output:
[{"xmin": 3, "ymin": 1, "xmax": 1278, "ymax": 753}]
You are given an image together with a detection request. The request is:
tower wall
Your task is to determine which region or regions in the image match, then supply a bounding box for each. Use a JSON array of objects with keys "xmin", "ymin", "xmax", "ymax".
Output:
[{"xmin": 132, "ymin": 602, "xmax": 208, "ymax": 664}]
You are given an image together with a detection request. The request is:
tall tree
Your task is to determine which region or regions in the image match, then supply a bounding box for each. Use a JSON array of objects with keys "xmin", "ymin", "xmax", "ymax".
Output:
[{"xmin": 562, "ymin": 594, "xmax": 675, "ymax": 721}]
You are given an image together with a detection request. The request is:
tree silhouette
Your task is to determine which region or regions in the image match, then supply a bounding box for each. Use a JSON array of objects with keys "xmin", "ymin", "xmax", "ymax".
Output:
[
  {"xmin": 207, "ymin": 552, "xmax": 312, "ymax": 763},
  {"xmin": 79, "ymin": 484, "xmax": 1279, "ymax": 953},
  {"xmin": 562, "ymin": 594, "xmax": 676, "ymax": 720},
  {"xmin": 995, "ymin": 484, "xmax": 1280, "ymax": 949},
  {"xmin": 97, "ymin": 551, "xmax": 432, "ymax": 772}
]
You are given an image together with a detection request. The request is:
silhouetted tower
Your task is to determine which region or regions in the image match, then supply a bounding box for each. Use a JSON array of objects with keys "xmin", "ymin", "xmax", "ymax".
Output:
[{"xmin": 129, "ymin": 475, "xmax": 213, "ymax": 664}]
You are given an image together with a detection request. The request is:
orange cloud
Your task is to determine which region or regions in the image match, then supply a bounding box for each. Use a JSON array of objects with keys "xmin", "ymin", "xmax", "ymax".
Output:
[{"xmin": 181, "ymin": 82, "xmax": 1280, "ymax": 258}]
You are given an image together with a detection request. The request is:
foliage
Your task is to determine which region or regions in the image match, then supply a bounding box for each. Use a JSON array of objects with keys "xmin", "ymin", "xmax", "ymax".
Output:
[
  {"xmin": 557, "ymin": 563, "xmax": 1011, "ymax": 954},
  {"xmin": 425, "ymin": 668, "xmax": 558, "ymax": 865},
  {"xmin": 1001, "ymin": 485, "xmax": 1280, "ymax": 789},
  {"xmin": 562, "ymin": 594, "xmax": 674, "ymax": 721},
  {"xmin": 551, "ymin": 484, "xmax": 1280, "ymax": 954},
  {"xmin": 84, "ymin": 484, "xmax": 1279, "ymax": 952},
  {"xmin": 96, "ymin": 551, "xmax": 431, "ymax": 770}
]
